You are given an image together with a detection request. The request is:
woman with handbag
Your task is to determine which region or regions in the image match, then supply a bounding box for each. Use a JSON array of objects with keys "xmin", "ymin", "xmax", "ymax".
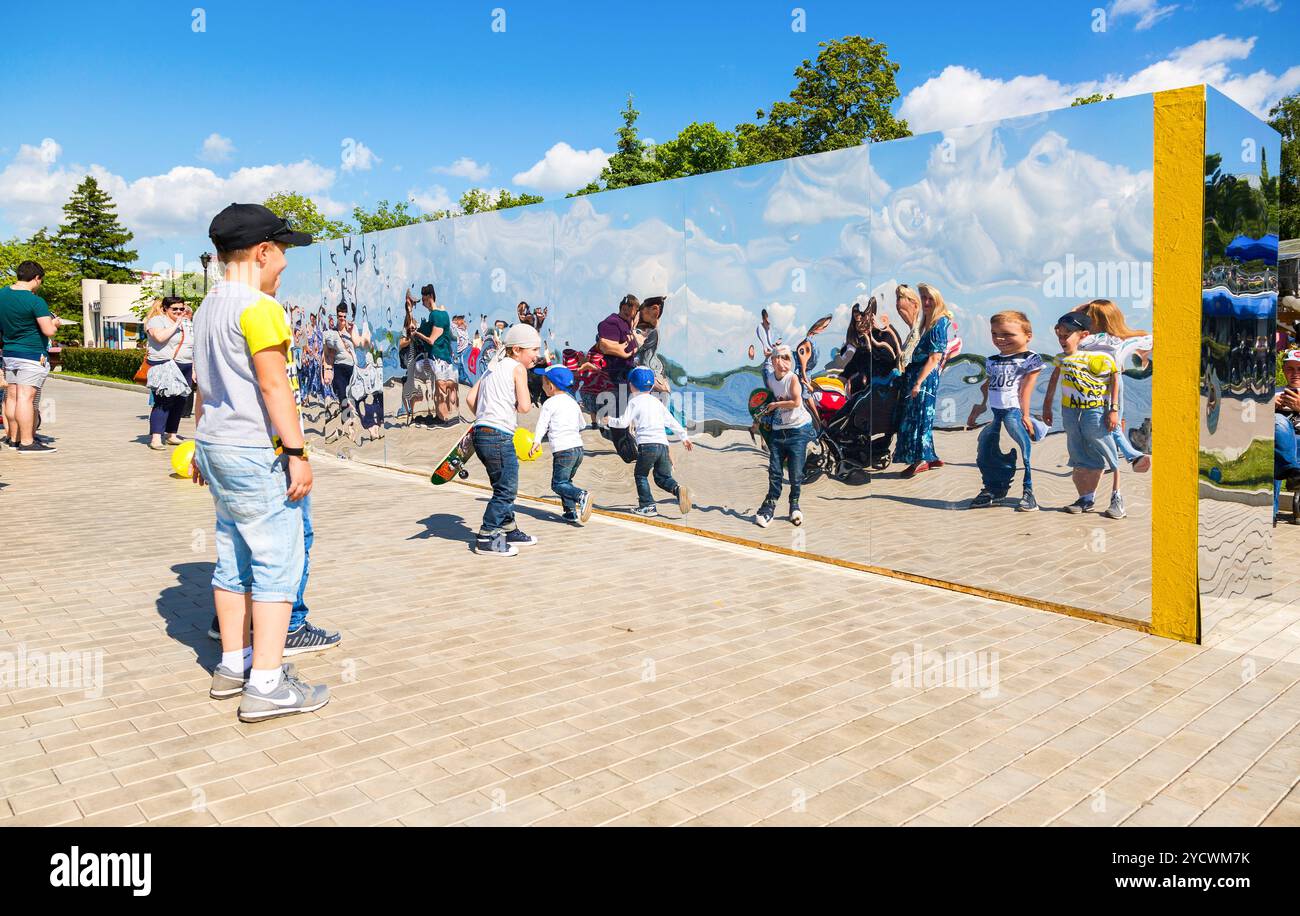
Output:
[{"xmin": 143, "ymin": 296, "xmax": 194, "ymax": 450}]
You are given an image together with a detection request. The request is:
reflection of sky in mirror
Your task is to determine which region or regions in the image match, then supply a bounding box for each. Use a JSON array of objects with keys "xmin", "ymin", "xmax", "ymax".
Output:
[{"xmin": 1206, "ymin": 86, "xmax": 1282, "ymax": 187}]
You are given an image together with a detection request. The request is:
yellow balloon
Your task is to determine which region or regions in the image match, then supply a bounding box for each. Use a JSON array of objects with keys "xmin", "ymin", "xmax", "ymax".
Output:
[
  {"xmin": 514, "ymin": 427, "xmax": 538, "ymax": 461},
  {"xmin": 170, "ymin": 440, "xmax": 196, "ymax": 476}
]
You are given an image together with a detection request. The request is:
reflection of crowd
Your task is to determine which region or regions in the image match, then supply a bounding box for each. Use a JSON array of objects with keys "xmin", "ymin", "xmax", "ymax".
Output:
[{"xmin": 749, "ymin": 286, "xmax": 1156, "ymax": 525}]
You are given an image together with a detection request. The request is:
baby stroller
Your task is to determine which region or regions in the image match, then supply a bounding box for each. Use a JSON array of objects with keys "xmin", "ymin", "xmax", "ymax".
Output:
[{"xmin": 803, "ymin": 375, "xmax": 900, "ymax": 484}]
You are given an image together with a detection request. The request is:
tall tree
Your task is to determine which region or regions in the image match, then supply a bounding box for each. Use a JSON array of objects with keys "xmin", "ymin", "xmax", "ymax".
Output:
[
  {"xmin": 55, "ymin": 176, "xmax": 137, "ymax": 282},
  {"xmin": 1268, "ymin": 94, "xmax": 1298, "ymax": 240},
  {"xmin": 735, "ymin": 36, "xmax": 910, "ymax": 167},
  {"xmin": 264, "ymin": 191, "xmax": 350, "ymax": 241},
  {"xmin": 598, "ymin": 95, "xmax": 660, "ymax": 191}
]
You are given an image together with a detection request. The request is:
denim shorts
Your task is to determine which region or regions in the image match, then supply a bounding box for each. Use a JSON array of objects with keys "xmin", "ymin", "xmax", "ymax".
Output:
[
  {"xmin": 194, "ymin": 442, "xmax": 305, "ymax": 603},
  {"xmin": 1063, "ymin": 406, "xmax": 1119, "ymax": 471}
]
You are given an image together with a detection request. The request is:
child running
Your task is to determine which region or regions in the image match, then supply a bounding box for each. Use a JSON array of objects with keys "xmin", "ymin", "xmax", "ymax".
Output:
[
  {"xmin": 604, "ymin": 365, "xmax": 693, "ymax": 517},
  {"xmin": 966, "ymin": 311, "xmax": 1044, "ymax": 511},
  {"xmin": 1044, "ymin": 310, "xmax": 1121, "ymax": 515},
  {"xmin": 529, "ymin": 364, "xmax": 593, "ymax": 524},
  {"xmin": 466, "ymin": 323, "xmax": 541, "ymax": 556}
]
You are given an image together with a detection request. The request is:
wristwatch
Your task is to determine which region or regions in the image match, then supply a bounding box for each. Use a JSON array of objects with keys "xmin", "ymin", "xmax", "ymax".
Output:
[{"xmin": 281, "ymin": 445, "xmax": 309, "ymax": 459}]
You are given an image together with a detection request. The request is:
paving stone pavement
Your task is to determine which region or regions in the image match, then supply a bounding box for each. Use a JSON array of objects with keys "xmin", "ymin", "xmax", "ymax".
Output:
[{"xmin": 0, "ymin": 377, "xmax": 1296, "ymax": 827}]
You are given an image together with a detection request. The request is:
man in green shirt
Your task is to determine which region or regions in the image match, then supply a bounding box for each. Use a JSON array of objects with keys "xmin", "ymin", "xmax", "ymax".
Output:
[
  {"xmin": 411, "ymin": 283, "xmax": 459, "ymax": 426},
  {"xmin": 1, "ymin": 260, "xmax": 63, "ymax": 454}
]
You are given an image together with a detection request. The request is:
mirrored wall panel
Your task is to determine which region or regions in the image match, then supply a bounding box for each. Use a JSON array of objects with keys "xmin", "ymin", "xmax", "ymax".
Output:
[
  {"xmin": 282, "ymin": 93, "xmax": 1180, "ymax": 624},
  {"xmin": 1199, "ymin": 87, "xmax": 1280, "ymax": 641}
]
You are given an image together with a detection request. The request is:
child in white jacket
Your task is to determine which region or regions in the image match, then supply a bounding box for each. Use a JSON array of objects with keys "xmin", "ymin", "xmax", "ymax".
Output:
[
  {"xmin": 604, "ymin": 366, "xmax": 693, "ymax": 517},
  {"xmin": 529, "ymin": 365, "xmax": 593, "ymax": 524}
]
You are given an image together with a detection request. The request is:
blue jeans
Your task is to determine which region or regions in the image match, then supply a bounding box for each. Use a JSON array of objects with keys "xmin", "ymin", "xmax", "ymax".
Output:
[
  {"xmin": 634, "ymin": 442, "xmax": 679, "ymax": 508},
  {"xmin": 1276, "ymin": 413, "xmax": 1300, "ymax": 478},
  {"xmin": 289, "ymin": 494, "xmax": 313, "ymax": 630},
  {"xmin": 147, "ymin": 361, "xmax": 192, "ymax": 435},
  {"xmin": 976, "ymin": 407, "xmax": 1034, "ymax": 495},
  {"xmin": 472, "ymin": 426, "xmax": 519, "ymax": 535},
  {"xmin": 194, "ymin": 443, "xmax": 304, "ymax": 603},
  {"xmin": 765, "ymin": 422, "xmax": 814, "ymax": 506},
  {"xmin": 551, "ymin": 447, "xmax": 585, "ymax": 510}
]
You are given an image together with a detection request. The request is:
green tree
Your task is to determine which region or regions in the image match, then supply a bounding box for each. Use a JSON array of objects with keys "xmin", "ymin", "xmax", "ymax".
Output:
[
  {"xmin": 652, "ymin": 121, "xmax": 738, "ymax": 179},
  {"xmin": 0, "ymin": 229, "xmax": 85, "ymax": 345},
  {"xmin": 594, "ymin": 95, "xmax": 659, "ymax": 192},
  {"xmin": 1268, "ymin": 94, "xmax": 1298, "ymax": 240},
  {"xmin": 352, "ymin": 199, "xmax": 430, "ymax": 232},
  {"xmin": 55, "ymin": 176, "xmax": 138, "ymax": 282},
  {"xmin": 457, "ymin": 188, "xmax": 544, "ymax": 215},
  {"xmin": 1071, "ymin": 93, "xmax": 1116, "ymax": 106},
  {"xmin": 263, "ymin": 191, "xmax": 351, "ymax": 241},
  {"xmin": 735, "ymin": 36, "xmax": 910, "ymax": 167}
]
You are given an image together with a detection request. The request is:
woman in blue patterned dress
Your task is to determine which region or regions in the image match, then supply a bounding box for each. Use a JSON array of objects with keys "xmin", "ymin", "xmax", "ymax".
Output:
[{"xmin": 893, "ymin": 282, "xmax": 953, "ymax": 478}]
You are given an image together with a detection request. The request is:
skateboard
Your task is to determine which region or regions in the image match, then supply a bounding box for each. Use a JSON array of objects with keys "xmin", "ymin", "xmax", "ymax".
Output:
[
  {"xmin": 431, "ymin": 429, "xmax": 475, "ymax": 485},
  {"xmin": 748, "ymin": 386, "xmax": 774, "ymax": 447}
]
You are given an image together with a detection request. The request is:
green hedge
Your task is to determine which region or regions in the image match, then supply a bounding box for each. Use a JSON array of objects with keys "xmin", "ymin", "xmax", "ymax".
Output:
[{"xmin": 59, "ymin": 347, "xmax": 144, "ymax": 382}]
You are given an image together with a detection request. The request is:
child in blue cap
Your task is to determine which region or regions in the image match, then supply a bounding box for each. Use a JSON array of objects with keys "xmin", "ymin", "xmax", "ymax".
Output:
[
  {"xmin": 529, "ymin": 364, "xmax": 593, "ymax": 524},
  {"xmin": 603, "ymin": 366, "xmax": 693, "ymax": 517}
]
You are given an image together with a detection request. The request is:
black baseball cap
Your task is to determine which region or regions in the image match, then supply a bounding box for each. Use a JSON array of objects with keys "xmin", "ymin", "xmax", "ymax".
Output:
[
  {"xmin": 1055, "ymin": 311, "xmax": 1092, "ymax": 334},
  {"xmin": 209, "ymin": 203, "xmax": 313, "ymax": 251}
]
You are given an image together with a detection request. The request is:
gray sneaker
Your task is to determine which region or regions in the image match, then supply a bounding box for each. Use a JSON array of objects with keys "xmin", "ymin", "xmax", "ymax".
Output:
[
  {"xmin": 1102, "ymin": 492, "xmax": 1126, "ymax": 519},
  {"xmin": 210, "ymin": 662, "xmax": 296, "ymax": 700},
  {"xmin": 237, "ymin": 671, "xmax": 329, "ymax": 722}
]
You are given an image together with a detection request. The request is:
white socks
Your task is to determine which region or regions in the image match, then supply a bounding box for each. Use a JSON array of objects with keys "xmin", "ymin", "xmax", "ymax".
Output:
[
  {"xmin": 221, "ymin": 647, "xmax": 252, "ymax": 672},
  {"xmin": 248, "ymin": 667, "xmax": 285, "ymax": 694}
]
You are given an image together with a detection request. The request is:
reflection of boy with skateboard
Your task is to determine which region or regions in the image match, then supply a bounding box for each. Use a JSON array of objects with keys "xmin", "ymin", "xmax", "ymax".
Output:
[
  {"xmin": 602, "ymin": 366, "xmax": 693, "ymax": 518},
  {"xmin": 529, "ymin": 365, "xmax": 593, "ymax": 525}
]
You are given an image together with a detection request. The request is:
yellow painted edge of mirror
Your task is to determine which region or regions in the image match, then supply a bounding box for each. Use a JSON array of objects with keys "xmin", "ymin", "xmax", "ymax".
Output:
[{"xmin": 1151, "ymin": 85, "xmax": 1205, "ymax": 644}]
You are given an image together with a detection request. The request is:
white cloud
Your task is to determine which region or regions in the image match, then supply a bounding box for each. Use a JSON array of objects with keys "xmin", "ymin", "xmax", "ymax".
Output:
[
  {"xmin": 513, "ymin": 142, "xmax": 609, "ymax": 192},
  {"xmin": 408, "ymin": 184, "xmax": 454, "ymax": 214},
  {"xmin": 900, "ymin": 34, "xmax": 1300, "ymax": 131},
  {"xmin": 341, "ymin": 138, "xmax": 380, "ymax": 172},
  {"xmin": 869, "ymin": 124, "xmax": 1153, "ymax": 300},
  {"xmin": 1235, "ymin": 0, "xmax": 1280, "ymax": 9},
  {"xmin": 433, "ymin": 157, "xmax": 490, "ymax": 181},
  {"xmin": 199, "ymin": 132, "xmax": 235, "ymax": 163},
  {"xmin": 1109, "ymin": 0, "xmax": 1179, "ymax": 30},
  {"xmin": 0, "ymin": 138, "xmax": 343, "ymax": 240}
]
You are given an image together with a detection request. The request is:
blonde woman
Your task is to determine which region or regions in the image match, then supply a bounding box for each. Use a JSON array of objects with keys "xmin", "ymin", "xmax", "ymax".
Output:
[{"xmin": 893, "ymin": 282, "xmax": 953, "ymax": 477}]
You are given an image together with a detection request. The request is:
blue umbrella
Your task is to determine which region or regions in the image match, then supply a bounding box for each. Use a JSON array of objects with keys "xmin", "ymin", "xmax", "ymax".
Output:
[{"xmin": 1224, "ymin": 233, "xmax": 1279, "ymax": 263}]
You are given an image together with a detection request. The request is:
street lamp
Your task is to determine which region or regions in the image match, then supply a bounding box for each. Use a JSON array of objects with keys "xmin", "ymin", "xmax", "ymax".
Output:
[{"xmin": 199, "ymin": 252, "xmax": 212, "ymax": 293}]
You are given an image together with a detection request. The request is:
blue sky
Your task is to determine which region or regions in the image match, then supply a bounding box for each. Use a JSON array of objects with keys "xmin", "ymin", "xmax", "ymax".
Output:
[{"xmin": 1, "ymin": 0, "xmax": 1296, "ymax": 268}]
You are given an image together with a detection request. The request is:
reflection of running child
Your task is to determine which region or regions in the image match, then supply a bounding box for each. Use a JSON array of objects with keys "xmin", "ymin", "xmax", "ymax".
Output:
[
  {"xmin": 529, "ymin": 365, "xmax": 593, "ymax": 525},
  {"xmin": 466, "ymin": 323, "xmax": 542, "ymax": 557},
  {"xmin": 966, "ymin": 311, "xmax": 1044, "ymax": 511},
  {"xmin": 1044, "ymin": 311, "xmax": 1121, "ymax": 516},
  {"xmin": 603, "ymin": 366, "xmax": 693, "ymax": 518}
]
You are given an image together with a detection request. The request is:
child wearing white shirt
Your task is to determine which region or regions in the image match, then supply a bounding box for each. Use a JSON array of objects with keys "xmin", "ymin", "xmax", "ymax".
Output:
[
  {"xmin": 604, "ymin": 366, "xmax": 693, "ymax": 517},
  {"xmin": 529, "ymin": 365, "xmax": 592, "ymax": 524}
]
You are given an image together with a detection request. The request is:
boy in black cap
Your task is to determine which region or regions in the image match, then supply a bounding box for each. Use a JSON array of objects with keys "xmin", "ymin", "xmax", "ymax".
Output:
[
  {"xmin": 1042, "ymin": 310, "xmax": 1120, "ymax": 515},
  {"xmin": 192, "ymin": 203, "xmax": 331, "ymax": 722}
]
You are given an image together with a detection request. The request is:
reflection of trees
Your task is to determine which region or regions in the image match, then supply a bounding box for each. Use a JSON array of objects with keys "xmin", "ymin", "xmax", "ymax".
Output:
[{"xmin": 1203, "ymin": 152, "xmax": 1278, "ymax": 267}]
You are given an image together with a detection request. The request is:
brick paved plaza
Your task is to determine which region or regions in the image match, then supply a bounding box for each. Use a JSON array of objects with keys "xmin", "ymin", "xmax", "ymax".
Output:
[{"xmin": 1, "ymin": 377, "xmax": 1297, "ymax": 826}]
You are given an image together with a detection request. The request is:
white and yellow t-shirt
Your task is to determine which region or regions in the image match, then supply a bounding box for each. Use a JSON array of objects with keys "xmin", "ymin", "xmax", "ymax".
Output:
[
  {"xmin": 1060, "ymin": 350, "xmax": 1117, "ymax": 410},
  {"xmin": 193, "ymin": 279, "xmax": 301, "ymax": 447}
]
